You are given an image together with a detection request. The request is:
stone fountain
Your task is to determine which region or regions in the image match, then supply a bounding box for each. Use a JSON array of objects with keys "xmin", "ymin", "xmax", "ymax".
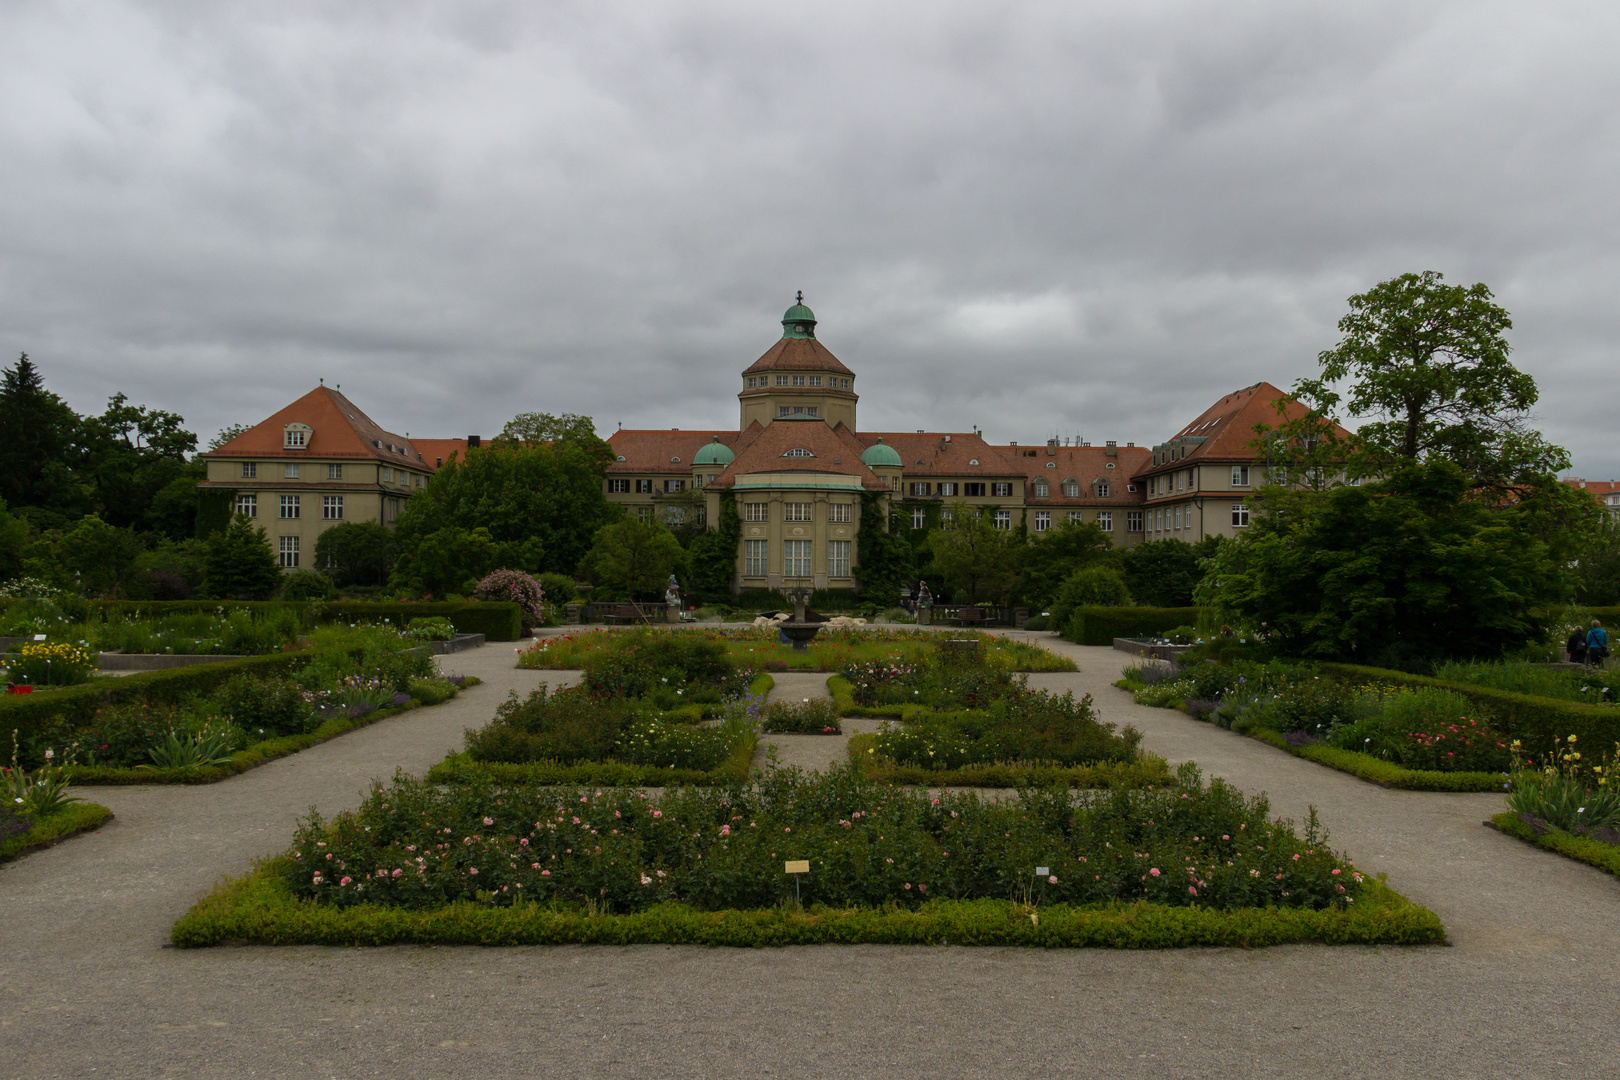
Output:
[{"xmin": 778, "ymin": 581, "xmax": 824, "ymax": 651}]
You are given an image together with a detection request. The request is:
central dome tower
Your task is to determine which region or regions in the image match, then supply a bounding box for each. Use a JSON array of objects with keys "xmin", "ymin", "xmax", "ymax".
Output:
[{"xmin": 737, "ymin": 293, "xmax": 859, "ymax": 431}]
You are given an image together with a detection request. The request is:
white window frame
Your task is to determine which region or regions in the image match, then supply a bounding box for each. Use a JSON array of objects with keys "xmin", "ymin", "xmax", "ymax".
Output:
[
  {"xmin": 284, "ymin": 428, "xmax": 306, "ymax": 449},
  {"xmin": 937, "ymin": 482, "xmax": 957, "ymax": 497},
  {"xmin": 235, "ymin": 494, "xmax": 257, "ymax": 518},
  {"xmin": 284, "ymin": 463, "xmax": 300, "ymax": 479},
  {"xmin": 745, "ymin": 539, "xmax": 768, "ymax": 576},
  {"xmin": 608, "ymin": 478, "xmax": 630, "ymax": 493},
  {"xmin": 911, "ymin": 507, "xmax": 926, "ymax": 529},
  {"xmin": 1127, "ymin": 511, "xmax": 1143, "ymax": 532},
  {"xmin": 664, "ymin": 479, "xmax": 684, "ymax": 493},
  {"xmin": 745, "ymin": 502, "xmax": 768, "ymax": 522},
  {"xmin": 241, "ymin": 462, "xmax": 257, "ymax": 479},
  {"xmin": 635, "ymin": 479, "xmax": 653, "ymax": 494},
  {"xmin": 279, "ymin": 495, "xmax": 300, "ymax": 519},
  {"xmin": 322, "ymin": 495, "xmax": 343, "ymax": 520},
  {"xmin": 828, "ymin": 539, "xmax": 851, "ymax": 578},
  {"xmin": 1232, "ymin": 503, "xmax": 1250, "ymax": 528},
  {"xmin": 1033, "ymin": 482, "xmax": 1048, "ymax": 497},
  {"xmin": 784, "ymin": 539, "xmax": 811, "ymax": 578},
  {"xmin": 1096, "ymin": 482, "xmax": 1110, "ymax": 498},
  {"xmin": 327, "ymin": 463, "xmax": 342, "ymax": 480},
  {"xmin": 278, "ymin": 535, "xmax": 299, "ymax": 568},
  {"xmin": 1098, "ymin": 511, "xmax": 1113, "ymax": 532},
  {"xmin": 909, "ymin": 482, "xmax": 929, "ymax": 496},
  {"xmin": 1063, "ymin": 482, "xmax": 1079, "ymax": 498},
  {"xmin": 993, "ymin": 509, "xmax": 1011, "ymax": 530},
  {"xmin": 784, "ymin": 502, "xmax": 812, "ymax": 522},
  {"xmin": 992, "ymin": 482, "xmax": 1012, "ymax": 498},
  {"xmin": 1067, "ymin": 511, "xmax": 1083, "ymax": 524},
  {"xmin": 829, "ymin": 503, "xmax": 851, "ymax": 523},
  {"xmin": 1034, "ymin": 511, "xmax": 1050, "ymax": 532},
  {"xmin": 1231, "ymin": 465, "xmax": 1250, "ymax": 487}
]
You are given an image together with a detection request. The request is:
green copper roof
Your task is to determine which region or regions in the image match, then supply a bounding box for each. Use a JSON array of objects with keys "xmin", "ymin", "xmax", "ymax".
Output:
[
  {"xmin": 781, "ymin": 292, "xmax": 817, "ymax": 339},
  {"xmin": 860, "ymin": 438, "xmax": 903, "ymax": 469},
  {"xmin": 692, "ymin": 437, "xmax": 735, "ymax": 467}
]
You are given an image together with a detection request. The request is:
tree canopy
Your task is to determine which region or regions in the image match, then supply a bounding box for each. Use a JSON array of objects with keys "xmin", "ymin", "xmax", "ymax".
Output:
[
  {"xmin": 926, "ymin": 504, "xmax": 1018, "ymax": 604},
  {"xmin": 1278, "ymin": 271, "xmax": 1569, "ymax": 493},
  {"xmin": 1196, "ymin": 462, "xmax": 1561, "ymax": 664},
  {"xmin": 496, "ymin": 412, "xmax": 615, "ymax": 468},
  {"xmin": 581, "ymin": 515, "xmax": 685, "ymax": 599},
  {"xmin": 1015, "ymin": 519, "xmax": 1115, "ymax": 607}
]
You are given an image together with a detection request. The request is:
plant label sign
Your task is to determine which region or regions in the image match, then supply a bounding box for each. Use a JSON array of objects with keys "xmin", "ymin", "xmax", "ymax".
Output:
[
  {"xmin": 784, "ymin": 860, "xmax": 810, "ymax": 874},
  {"xmin": 1035, "ymin": 866, "xmax": 1050, "ymax": 876}
]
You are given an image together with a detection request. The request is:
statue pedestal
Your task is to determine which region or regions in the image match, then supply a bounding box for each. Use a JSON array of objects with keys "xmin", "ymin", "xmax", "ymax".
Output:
[{"xmin": 666, "ymin": 604, "xmax": 680, "ymax": 624}]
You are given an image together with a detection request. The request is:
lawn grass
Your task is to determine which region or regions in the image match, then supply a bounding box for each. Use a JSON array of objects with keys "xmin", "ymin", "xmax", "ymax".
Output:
[
  {"xmin": 1487, "ymin": 812, "xmax": 1620, "ymax": 879},
  {"xmin": 62, "ymin": 676, "xmax": 481, "ymax": 785},
  {"xmin": 0, "ymin": 802, "xmax": 114, "ymax": 863},
  {"xmin": 171, "ymin": 856, "xmax": 1445, "ymax": 949},
  {"xmin": 519, "ymin": 628, "xmax": 1075, "ymax": 673}
]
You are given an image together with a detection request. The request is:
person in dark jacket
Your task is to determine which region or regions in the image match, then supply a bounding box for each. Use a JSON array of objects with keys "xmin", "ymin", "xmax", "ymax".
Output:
[
  {"xmin": 1586, "ymin": 620, "xmax": 1609, "ymax": 669},
  {"xmin": 1567, "ymin": 626, "xmax": 1589, "ymax": 665}
]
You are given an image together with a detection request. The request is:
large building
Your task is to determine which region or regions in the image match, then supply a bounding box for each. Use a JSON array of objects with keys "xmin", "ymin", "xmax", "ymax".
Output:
[
  {"xmin": 201, "ymin": 386, "xmax": 467, "ymax": 570},
  {"xmin": 204, "ymin": 300, "xmax": 1326, "ymax": 585},
  {"xmin": 606, "ymin": 298, "xmax": 1322, "ymax": 591}
]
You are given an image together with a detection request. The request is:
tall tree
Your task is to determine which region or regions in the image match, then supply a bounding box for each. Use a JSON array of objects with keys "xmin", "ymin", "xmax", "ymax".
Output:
[
  {"xmin": 925, "ymin": 503, "xmax": 1018, "ymax": 604},
  {"xmin": 76, "ymin": 392, "xmax": 198, "ymax": 532},
  {"xmin": 496, "ymin": 412, "xmax": 615, "ymax": 467},
  {"xmin": 581, "ymin": 515, "xmax": 685, "ymax": 599},
  {"xmin": 1196, "ymin": 461, "xmax": 1561, "ymax": 664},
  {"xmin": 391, "ymin": 440, "xmax": 617, "ymax": 579},
  {"xmin": 0, "ymin": 354, "xmax": 83, "ymax": 519},
  {"xmin": 1277, "ymin": 272, "xmax": 1569, "ymax": 493},
  {"xmin": 1015, "ymin": 519, "xmax": 1115, "ymax": 607},
  {"xmin": 205, "ymin": 515, "xmax": 283, "ymax": 600},
  {"xmin": 1121, "ymin": 536, "xmax": 1224, "ymax": 608}
]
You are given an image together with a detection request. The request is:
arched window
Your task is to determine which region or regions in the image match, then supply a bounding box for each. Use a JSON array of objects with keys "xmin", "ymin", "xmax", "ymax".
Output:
[{"xmin": 783, "ymin": 448, "xmax": 814, "ymax": 458}]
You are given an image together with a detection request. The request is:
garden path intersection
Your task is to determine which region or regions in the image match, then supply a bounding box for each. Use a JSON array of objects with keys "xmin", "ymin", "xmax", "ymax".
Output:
[{"xmin": 1, "ymin": 631, "xmax": 1617, "ymax": 1079}]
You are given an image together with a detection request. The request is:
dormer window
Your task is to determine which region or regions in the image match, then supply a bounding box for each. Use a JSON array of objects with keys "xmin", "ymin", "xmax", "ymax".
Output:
[
  {"xmin": 783, "ymin": 448, "xmax": 814, "ymax": 458},
  {"xmin": 968, "ymin": 458, "xmax": 980, "ymax": 466},
  {"xmin": 283, "ymin": 423, "xmax": 311, "ymax": 450}
]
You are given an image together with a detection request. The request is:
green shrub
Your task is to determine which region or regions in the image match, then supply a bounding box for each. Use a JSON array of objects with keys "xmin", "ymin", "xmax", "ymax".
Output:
[
  {"xmin": 214, "ymin": 675, "xmax": 316, "ymax": 738},
  {"xmin": 466, "ymin": 686, "xmax": 627, "ymax": 765},
  {"xmin": 1063, "ymin": 607, "xmax": 1201, "ymax": 646},
  {"xmin": 404, "ymin": 617, "xmax": 458, "ymax": 642},
  {"xmin": 279, "ymin": 570, "xmax": 336, "ymax": 601},
  {"xmin": 1049, "ymin": 567, "xmax": 1132, "ymax": 631},
  {"xmin": 1022, "ymin": 615, "xmax": 1048, "ymax": 631},
  {"xmin": 538, "ymin": 573, "xmax": 577, "ymax": 605}
]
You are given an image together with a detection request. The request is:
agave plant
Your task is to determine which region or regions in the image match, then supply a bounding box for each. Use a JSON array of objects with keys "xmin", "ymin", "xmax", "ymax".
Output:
[{"xmin": 139, "ymin": 726, "xmax": 239, "ymax": 770}]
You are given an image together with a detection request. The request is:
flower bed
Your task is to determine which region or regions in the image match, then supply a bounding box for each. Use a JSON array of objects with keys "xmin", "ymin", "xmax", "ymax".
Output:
[
  {"xmin": 1486, "ymin": 811, "xmax": 1620, "ymax": 879},
  {"xmin": 1118, "ymin": 660, "xmax": 1514, "ymax": 792},
  {"xmin": 171, "ymin": 762, "xmax": 1444, "ymax": 948},
  {"xmin": 518, "ymin": 628, "xmax": 1075, "ymax": 674}
]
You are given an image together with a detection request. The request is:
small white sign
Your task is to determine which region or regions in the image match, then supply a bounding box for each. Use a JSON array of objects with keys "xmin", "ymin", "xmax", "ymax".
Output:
[
  {"xmin": 32, "ymin": 634, "xmax": 47, "ymax": 642},
  {"xmin": 1035, "ymin": 866, "xmax": 1050, "ymax": 877}
]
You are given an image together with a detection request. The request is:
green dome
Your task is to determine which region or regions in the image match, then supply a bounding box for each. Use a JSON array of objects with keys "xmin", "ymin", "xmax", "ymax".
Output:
[
  {"xmin": 692, "ymin": 437, "xmax": 735, "ymax": 467},
  {"xmin": 781, "ymin": 291, "xmax": 817, "ymax": 339},
  {"xmin": 861, "ymin": 438, "xmax": 903, "ymax": 469}
]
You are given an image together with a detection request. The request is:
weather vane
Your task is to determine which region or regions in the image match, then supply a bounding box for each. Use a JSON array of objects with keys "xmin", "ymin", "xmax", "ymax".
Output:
[{"xmin": 796, "ymin": 290, "xmax": 803, "ymax": 304}]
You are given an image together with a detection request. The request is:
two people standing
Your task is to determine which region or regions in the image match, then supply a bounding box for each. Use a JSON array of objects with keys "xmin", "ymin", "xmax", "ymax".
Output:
[{"xmin": 1570, "ymin": 620, "xmax": 1609, "ymax": 668}]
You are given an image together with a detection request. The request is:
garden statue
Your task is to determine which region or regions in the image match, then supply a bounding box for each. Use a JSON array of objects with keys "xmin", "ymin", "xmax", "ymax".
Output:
[
  {"xmin": 665, "ymin": 574, "xmax": 681, "ymax": 622},
  {"xmin": 916, "ymin": 581, "xmax": 933, "ymax": 625}
]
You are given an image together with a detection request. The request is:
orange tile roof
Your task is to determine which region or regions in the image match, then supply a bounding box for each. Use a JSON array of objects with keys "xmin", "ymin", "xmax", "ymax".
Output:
[
  {"xmin": 413, "ymin": 438, "xmax": 470, "ymax": 469},
  {"xmin": 1133, "ymin": 381, "xmax": 1348, "ymax": 480},
  {"xmin": 860, "ymin": 432, "xmax": 1025, "ymax": 477},
  {"xmin": 205, "ymin": 386, "xmax": 447, "ymax": 469},
  {"xmin": 996, "ymin": 443, "xmax": 1152, "ymax": 505},
  {"xmin": 607, "ymin": 430, "xmax": 736, "ymax": 475},
  {"xmin": 741, "ymin": 337, "xmax": 856, "ymax": 376},
  {"xmin": 713, "ymin": 421, "xmax": 888, "ymax": 491},
  {"xmin": 1564, "ymin": 478, "xmax": 1620, "ymax": 504}
]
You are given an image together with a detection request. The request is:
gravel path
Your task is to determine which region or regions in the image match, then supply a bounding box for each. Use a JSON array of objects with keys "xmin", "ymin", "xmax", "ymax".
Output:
[{"xmin": 2, "ymin": 630, "xmax": 1618, "ymax": 1079}]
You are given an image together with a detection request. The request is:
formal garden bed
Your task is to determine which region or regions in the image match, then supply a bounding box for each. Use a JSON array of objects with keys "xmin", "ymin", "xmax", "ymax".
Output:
[
  {"xmin": 517, "ymin": 627, "xmax": 1075, "ymax": 674},
  {"xmin": 0, "ymin": 802, "xmax": 114, "ymax": 863},
  {"xmin": 4, "ymin": 625, "xmax": 479, "ymax": 784},
  {"xmin": 430, "ymin": 634, "xmax": 773, "ymax": 787},
  {"xmin": 827, "ymin": 647, "xmax": 1170, "ymax": 788},
  {"xmin": 170, "ymin": 762, "xmax": 1444, "ymax": 949}
]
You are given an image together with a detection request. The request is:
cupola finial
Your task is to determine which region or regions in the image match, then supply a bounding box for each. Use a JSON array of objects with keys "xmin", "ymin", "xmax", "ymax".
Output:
[{"xmin": 796, "ymin": 289, "xmax": 803, "ymax": 304}]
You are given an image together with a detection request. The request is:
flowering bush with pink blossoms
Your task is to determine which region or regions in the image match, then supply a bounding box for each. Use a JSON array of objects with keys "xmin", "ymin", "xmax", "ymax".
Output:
[{"xmin": 474, "ymin": 569, "xmax": 547, "ymax": 629}]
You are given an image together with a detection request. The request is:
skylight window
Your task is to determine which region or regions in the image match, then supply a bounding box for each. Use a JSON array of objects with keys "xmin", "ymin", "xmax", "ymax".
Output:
[{"xmin": 783, "ymin": 448, "xmax": 814, "ymax": 458}]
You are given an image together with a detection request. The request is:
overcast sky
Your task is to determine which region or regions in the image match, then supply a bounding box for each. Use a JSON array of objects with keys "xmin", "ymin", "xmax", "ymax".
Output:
[{"xmin": 4, "ymin": 1, "xmax": 1618, "ymax": 478}]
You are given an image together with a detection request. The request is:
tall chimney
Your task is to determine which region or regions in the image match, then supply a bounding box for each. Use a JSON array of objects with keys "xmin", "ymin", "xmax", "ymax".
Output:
[{"xmin": 468, "ymin": 435, "xmax": 481, "ymax": 449}]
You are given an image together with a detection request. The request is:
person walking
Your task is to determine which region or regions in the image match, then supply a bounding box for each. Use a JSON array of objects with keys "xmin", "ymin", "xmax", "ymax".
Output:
[
  {"xmin": 1566, "ymin": 625, "xmax": 1589, "ymax": 666},
  {"xmin": 1586, "ymin": 620, "xmax": 1609, "ymax": 669}
]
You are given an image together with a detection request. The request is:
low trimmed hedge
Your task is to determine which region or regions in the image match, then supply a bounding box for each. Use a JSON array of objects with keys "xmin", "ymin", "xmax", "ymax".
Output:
[
  {"xmin": 1063, "ymin": 607, "xmax": 1201, "ymax": 647},
  {"xmin": 1, "ymin": 650, "xmax": 325, "ymax": 747},
  {"xmin": 1243, "ymin": 728, "xmax": 1507, "ymax": 792},
  {"xmin": 826, "ymin": 675, "xmax": 929, "ymax": 721},
  {"xmin": 845, "ymin": 733, "xmax": 1173, "ymax": 788},
  {"xmin": 170, "ymin": 858, "xmax": 1445, "ymax": 949},
  {"xmin": 62, "ymin": 677, "xmax": 478, "ymax": 785},
  {"xmin": 0, "ymin": 802, "xmax": 114, "ymax": 863},
  {"xmin": 85, "ymin": 599, "xmax": 524, "ymax": 641},
  {"xmin": 1315, "ymin": 661, "xmax": 1620, "ymax": 755},
  {"xmin": 1487, "ymin": 811, "xmax": 1620, "ymax": 879},
  {"xmin": 427, "ymin": 731, "xmax": 758, "ymax": 788}
]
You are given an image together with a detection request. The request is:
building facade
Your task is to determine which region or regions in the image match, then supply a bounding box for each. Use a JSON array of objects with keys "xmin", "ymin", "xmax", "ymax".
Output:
[
  {"xmin": 606, "ymin": 300, "xmax": 1329, "ymax": 591},
  {"xmin": 201, "ymin": 386, "xmax": 467, "ymax": 571}
]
